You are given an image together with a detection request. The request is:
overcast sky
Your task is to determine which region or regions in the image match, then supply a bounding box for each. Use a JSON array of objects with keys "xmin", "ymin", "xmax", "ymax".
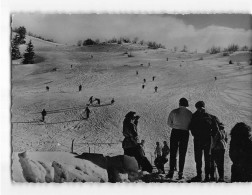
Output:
[{"xmin": 12, "ymin": 14, "xmax": 252, "ymax": 52}]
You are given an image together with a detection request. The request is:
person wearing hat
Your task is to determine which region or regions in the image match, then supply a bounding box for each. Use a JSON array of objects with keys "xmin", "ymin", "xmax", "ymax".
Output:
[
  {"xmin": 122, "ymin": 111, "xmax": 152, "ymax": 173},
  {"xmin": 189, "ymin": 101, "xmax": 223, "ymax": 182},
  {"xmin": 166, "ymin": 98, "xmax": 192, "ymax": 180},
  {"xmin": 122, "ymin": 111, "xmax": 139, "ymax": 156}
]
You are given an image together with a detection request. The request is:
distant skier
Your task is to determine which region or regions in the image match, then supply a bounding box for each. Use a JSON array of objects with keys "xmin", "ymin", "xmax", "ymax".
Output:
[
  {"xmin": 180, "ymin": 64, "xmax": 182, "ymax": 67},
  {"xmin": 71, "ymin": 65, "xmax": 73, "ymax": 68},
  {"xmin": 148, "ymin": 62, "xmax": 150, "ymax": 67},
  {"xmin": 136, "ymin": 71, "xmax": 138, "ymax": 75},
  {"xmin": 214, "ymin": 77, "xmax": 217, "ymax": 81},
  {"xmin": 111, "ymin": 98, "xmax": 115, "ymax": 104},
  {"xmin": 89, "ymin": 96, "xmax": 93, "ymax": 104},
  {"xmin": 152, "ymin": 76, "xmax": 156, "ymax": 81},
  {"xmin": 41, "ymin": 109, "xmax": 47, "ymax": 122},
  {"xmin": 46, "ymin": 86, "xmax": 49, "ymax": 91},
  {"xmin": 143, "ymin": 79, "xmax": 146, "ymax": 83},
  {"xmin": 142, "ymin": 84, "xmax": 145, "ymax": 89},
  {"xmin": 91, "ymin": 55, "xmax": 93, "ymax": 58},
  {"xmin": 154, "ymin": 86, "xmax": 158, "ymax": 93},
  {"xmin": 167, "ymin": 57, "xmax": 169, "ymax": 61},
  {"xmin": 79, "ymin": 85, "xmax": 82, "ymax": 92},
  {"xmin": 85, "ymin": 106, "xmax": 91, "ymax": 119}
]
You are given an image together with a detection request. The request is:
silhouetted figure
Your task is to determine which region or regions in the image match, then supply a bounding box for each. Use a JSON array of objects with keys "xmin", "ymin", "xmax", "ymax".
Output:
[
  {"xmin": 143, "ymin": 79, "xmax": 146, "ymax": 83},
  {"xmin": 46, "ymin": 86, "xmax": 49, "ymax": 91},
  {"xmin": 122, "ymin": 111, "xmax": 152, "ymax": 173},
  {"xmin": 91, "ymin": 55, "xmax": 93, "ymax": 58},
  {"xmin": 71, "ymin": 65, "xmax": 73, "ymax": 68},
  {"xmin": 136, "ymin": 71, "xmax": 138, "ymax": 75},
  {"xmin": 41, "ymin": 109, "xmax": 47, "ymax": 122},
  {"xmin": 152, "ymin": 76, "xmax": 155, "ymax": 81},
  {"xmin": 229, "ymin": 122, "xmax": 252, "ymax": 182},
  {"xmin": 111, "ymin": 98, "xmax": 115, "ymax": 104},
  {"xmin": 148, "ymin": 62, "xmax": 150, "ymax": 66},
  {"xmin": 189, "ymin": 101, "xmax": 223, "ymax": 182},
  {"xmin": 155, "ymin": 141, "xmax": 170, "ymax": 174},
  {"xmin": 79, "ymin": 85, "xmax": 82, "ymax": 92},
  {"xmin": 214, "ymin": 77, "xmax": 217, "ymax": 81},
  {"xmin": 154, "ymin": 86, "xmax": 158, "ymax": 93},
  {"xmin": 85, "ymin": 107, "xmax": 91, "ymax": 119},
  {"xmin": 140, "ymin": 64, "xmax": 143, "ymax": 66},
  {"xmin": 89, "ymin": 96, "xmax": 93, "ymax": 104},
  {"xmin": 142, "ymin": 84, "xmax": 145, "ymax": 89},
  {"xmin": 229, "ymin": 60, "xmax": 233, "ymax": 64},
  {"xmin": 167, "ymin": 58, "xmax": 168, "ymax": 61}
]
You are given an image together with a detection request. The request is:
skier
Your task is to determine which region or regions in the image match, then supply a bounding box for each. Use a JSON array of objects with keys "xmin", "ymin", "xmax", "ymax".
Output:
[
  {"xmin": 41, "ymin": 109, "xmax": 47, "ymax": 122},
  {"xmin": 111, "ymin": 98, "xmax": 115, "ymax": 104},
  {"xmin": 136, "ymin": 71, "xmax": 138, "ymax": 75},
  {"xmin": 152, "ymin": 76, "xmax": 155, "ymax": 81},
  {"xmin": 142, "ymin": 84, "xmax": 145, "ymax": 89},
  {"xmin": 89, "ymin": 96, "xmax": 93, "ymax": 104},
  {"xmin": 143, "ymin": 79, "xmax": 146, "ymax": 83},
  {"xmin": 154, "ymin": 86, "xmax": 158, "ymax": 93},
  {"xmin": 79, "ymin": 85, "xmax": 82, "ymax": 92},
  {"xmin": 85, "ymin": 107, "xmax": 91, "ymax": 119},
  {"xmin": 46, "ymin": 86, "xmax": 49, "ymax": 91}
]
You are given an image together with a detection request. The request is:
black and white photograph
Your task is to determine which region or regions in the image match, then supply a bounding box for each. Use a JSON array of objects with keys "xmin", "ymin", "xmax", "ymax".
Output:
[{"xmin": 9, "ymin": 13, "xmax": 252, "ymax": 184}]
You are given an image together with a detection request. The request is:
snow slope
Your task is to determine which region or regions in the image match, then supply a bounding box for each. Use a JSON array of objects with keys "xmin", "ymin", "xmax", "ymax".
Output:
[{"xmin": 11, "ymin": 36, "xmax": 252, "ymax": 182}]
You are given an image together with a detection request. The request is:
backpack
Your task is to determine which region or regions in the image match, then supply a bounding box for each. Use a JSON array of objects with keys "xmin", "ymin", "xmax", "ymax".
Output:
[{"xmin": 211, "ymin": 118, "xmax": 227, "ymax": 150}]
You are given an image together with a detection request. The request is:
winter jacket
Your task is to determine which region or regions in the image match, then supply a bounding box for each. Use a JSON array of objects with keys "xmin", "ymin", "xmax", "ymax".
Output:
[
  {"xmin": 167, "ymin": 106, "xmax": 192, "ymax": 131},
  {"xmin": 122, "ymin": 118, "xmax": 138, "ymax": 149},
  {"xmin": 190, "ymin": 109, "xmax": 220, "ymax": 143}
]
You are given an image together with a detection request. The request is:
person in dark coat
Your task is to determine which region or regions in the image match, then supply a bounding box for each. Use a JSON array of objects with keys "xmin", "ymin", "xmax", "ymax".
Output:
[
  {"xmin": 41, "ymin": 109, "xmax": 47, "ymax": 122},
  {"xmin": 136, "ymin": 71, "xmax": 138, "ymax": 75},
  {"xmin": 229, "ymin": 122, "xmax": 252, "ymax": 182},
  {"xmin": 152, "ymin": 76, "xmax": 155, "ymax": 81},
  {"xmin": 122, "ymin": 111, "xmax": 152, "ymax": 173},
  {"xmin": 154, "ymin": 86, "xmax": 158, "ymax": 93},
  {"xmin": 143, "ymin": 79, "xmax": 146, "ymax": 83},
  {"xmin": 111, "ymin": 98, "xmax": 115, "ymax": 104},
  {"xmin": 46, "ymin": 86, "xmax": 49, "ymax": 91},
  {"xmin": 85, "ymin": 106, "xmax": 91, "ymax": 119},
  {"xmin": 142, "ymin": 84, "xmax": 145, "ymax": 89},
  {"xmin": 79, "ymin": 85, "xmax": 82, "ymax": 92},
  {"xmin": 89, "ymin": 96, "xmax": 93, "ymax": 104},
  {"xmin": 189, "ymin": 101, "xmax": 221, "ymax": 182}
]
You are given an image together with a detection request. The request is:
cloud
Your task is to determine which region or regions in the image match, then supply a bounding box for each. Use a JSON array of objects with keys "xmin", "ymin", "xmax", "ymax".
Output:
[{"xmin": 12, "ymin": 14, "xmax": 252, "ymax": 52}]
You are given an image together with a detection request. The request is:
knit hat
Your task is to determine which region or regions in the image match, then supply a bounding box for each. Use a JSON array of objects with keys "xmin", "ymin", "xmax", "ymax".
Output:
[{"xmin": 195, "ymin": 101, "xmax": 205, "ymax": 109}]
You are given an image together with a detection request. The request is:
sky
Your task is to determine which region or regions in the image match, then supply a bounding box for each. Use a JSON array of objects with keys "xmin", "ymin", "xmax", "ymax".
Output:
[{"xmin": 12, "ymin": 14, "xmax": 252, "ymax": 52}]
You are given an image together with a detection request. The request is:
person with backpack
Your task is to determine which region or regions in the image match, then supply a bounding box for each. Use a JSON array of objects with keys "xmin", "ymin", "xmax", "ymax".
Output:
[
  {"xmin": 166, "ymin": 98, "xmax": 192, "ymax": 180},
  {"xmin": 189, "ymin": 101, "xmax": 222, "ymax": 182},
  {"xmin": 210, "ymin": 119, "xmax": 227, "ymax": 182},
  {"xmin": 229, "ymin": 122, "xmax": 252, "ymax": 182}
]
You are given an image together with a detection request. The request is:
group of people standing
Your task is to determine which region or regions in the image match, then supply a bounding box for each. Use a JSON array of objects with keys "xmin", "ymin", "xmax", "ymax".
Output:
[{"xmin": 122, "ymin": 98, "xmax": 252, "ymax": 182}]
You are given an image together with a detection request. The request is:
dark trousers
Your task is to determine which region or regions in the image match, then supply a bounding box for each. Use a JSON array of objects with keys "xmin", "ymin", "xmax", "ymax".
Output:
[
  {"xmin": 169, "ymin": 129, "xmax": 189, "ymax": 175},
  {"xmin": 210, "ymin": 149, "xmax": 225, "ymax": 179},
  {"xmin": 194, "ymin": 138, "xmax": 211, "ymax": 177}
]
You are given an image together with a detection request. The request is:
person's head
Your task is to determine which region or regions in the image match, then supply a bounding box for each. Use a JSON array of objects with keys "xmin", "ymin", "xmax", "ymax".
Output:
[
  {"xmin": 230, "ymin": 122, "xmax": 251, "ymax": 140},
  {"xmin": 163, "ymin": 141, "xmax": 167, "ymax": 145},
  {"xmin": 195, "ymin": 101, "xmax": 205, "ymax": 110},
  {"xmin": 179, "ymin": 98, "xmax": 189, "ymax": 107},
  {"xmin": 156, "ymin": 142, "xmax": 160, "ymax": 146},
  {"xmin": 125, "ymin": 111, "xmax": 136, "ymax": 120}
]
